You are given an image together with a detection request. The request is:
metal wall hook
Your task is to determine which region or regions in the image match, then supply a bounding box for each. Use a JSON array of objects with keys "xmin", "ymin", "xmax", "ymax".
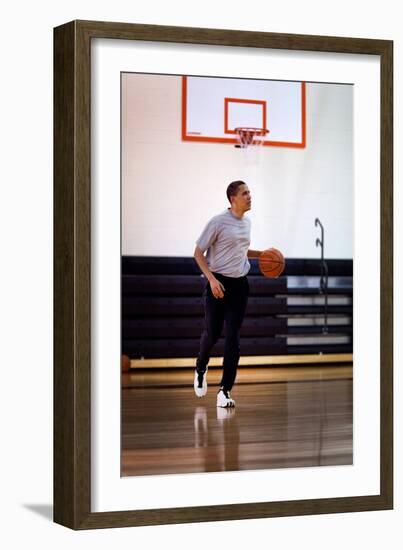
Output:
[{"xmin": 315, "ymin": 217, "xmax": 328, "ymax": 334}]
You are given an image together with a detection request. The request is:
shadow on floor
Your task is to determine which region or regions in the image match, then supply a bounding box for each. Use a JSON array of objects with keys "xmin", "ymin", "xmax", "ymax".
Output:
[{"xmin": 23, "ymin": 504, "xmax": 53, "ymax": 522}]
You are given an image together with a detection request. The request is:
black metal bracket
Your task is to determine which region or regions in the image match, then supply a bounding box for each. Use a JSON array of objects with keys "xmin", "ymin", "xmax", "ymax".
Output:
[{"xmin": 315, "ymin": 218, "xmax": 329, "ymax": 334}]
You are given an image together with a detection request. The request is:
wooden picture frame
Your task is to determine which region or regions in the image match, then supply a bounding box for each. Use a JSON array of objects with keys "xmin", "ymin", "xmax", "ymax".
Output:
[{"xmin": 54, "ymin": 20, "xmax": 393, "ymax": 529}]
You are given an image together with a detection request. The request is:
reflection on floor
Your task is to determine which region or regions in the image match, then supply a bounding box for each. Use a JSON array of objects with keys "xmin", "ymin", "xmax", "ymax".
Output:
[{"xmin": 121, "ymin": 365, "xmax": 353, "ymax": 477}]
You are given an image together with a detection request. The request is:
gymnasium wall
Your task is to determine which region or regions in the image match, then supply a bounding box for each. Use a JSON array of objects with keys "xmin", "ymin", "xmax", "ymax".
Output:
[{"xmin": 122, "ymin": 74, "xmax": 353, "ymax": 259}]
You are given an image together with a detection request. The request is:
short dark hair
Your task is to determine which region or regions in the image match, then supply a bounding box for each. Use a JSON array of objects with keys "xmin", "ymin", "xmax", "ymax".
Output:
[{"xmin": 226, "ymin": 180, "xmax": 246, "ymax": 203}]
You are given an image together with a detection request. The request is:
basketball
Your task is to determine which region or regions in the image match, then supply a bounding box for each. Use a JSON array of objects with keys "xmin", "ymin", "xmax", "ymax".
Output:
[
  {"xmin": 121, "ymin": 354, "xmax": 131, "ymax": 372},
  {"xmin": 258, "ymin": 248, "xmax": 285, "ymax": 278}
]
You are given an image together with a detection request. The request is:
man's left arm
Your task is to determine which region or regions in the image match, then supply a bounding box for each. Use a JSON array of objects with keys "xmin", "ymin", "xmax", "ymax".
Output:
[{"xmin": 247, "ymin": 249, "xmax": 263, "ymax": 259}]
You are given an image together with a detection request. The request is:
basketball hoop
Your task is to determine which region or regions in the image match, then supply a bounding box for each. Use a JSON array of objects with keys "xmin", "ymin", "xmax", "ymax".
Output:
[{"xmin": 234, "ymin": 127, "xmax": 269, "ymax": 148}]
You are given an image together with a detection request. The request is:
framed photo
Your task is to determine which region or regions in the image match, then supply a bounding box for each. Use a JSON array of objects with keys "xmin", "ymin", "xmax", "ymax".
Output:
[{"xmin": 54, "ymin": 20, "xmax": 393, "ymax": 529}]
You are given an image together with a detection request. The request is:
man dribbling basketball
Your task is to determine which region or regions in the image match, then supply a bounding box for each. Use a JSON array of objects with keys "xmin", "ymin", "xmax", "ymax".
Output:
[{"xmin": 193, "ymin": 180, "xmax": 263, "ymax": 407}]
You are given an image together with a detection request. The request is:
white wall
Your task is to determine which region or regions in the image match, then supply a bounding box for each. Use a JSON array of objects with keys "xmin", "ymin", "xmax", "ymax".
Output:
[
  {"xmin": 122, "ymin": 75, "xmax": 353, "ymax": 258},
  {"xmin": 1, "ymin": 1, "xmax": 401, "ymax": 549}
]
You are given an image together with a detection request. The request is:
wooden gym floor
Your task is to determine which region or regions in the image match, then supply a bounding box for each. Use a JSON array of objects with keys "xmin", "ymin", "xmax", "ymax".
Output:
[{"xmin": 121, "ymin": 364, "xmax": 353, "ymax": 477}]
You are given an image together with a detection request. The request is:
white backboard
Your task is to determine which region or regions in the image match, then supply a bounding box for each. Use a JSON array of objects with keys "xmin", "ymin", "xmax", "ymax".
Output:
[{"xmin": 182, "ymin": 76, "xmax": 306, "ymax": 147}]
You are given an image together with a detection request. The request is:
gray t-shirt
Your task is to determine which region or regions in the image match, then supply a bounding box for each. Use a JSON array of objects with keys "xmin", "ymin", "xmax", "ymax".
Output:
[{"xmin": 196, "ymin": 208, "xmax": 251, "ymax": 277}]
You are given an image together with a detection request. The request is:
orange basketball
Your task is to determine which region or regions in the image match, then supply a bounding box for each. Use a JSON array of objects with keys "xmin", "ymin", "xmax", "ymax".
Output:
[
  {"xmin": 258, "ymin": 248, "xmax": 285, "ymax": 278},
  {"xmin": 121, "ymin": 354, "xmax": 131, "ymax": 372}
]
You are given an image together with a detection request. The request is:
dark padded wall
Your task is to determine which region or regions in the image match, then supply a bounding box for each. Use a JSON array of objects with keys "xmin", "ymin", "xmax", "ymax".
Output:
[{"xmin": 122, "ymin": 257, "xmax": 353, "ymax": 359}]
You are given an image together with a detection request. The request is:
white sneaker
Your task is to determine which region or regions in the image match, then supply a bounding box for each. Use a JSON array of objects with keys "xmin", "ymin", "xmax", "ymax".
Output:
[
  {"xmin": 194, "ymin": 368, "xmax": 208, "ymax": 397},
  {"xmin": 217, "ymin": 388, "xmax": 235, "ymax": 408}
]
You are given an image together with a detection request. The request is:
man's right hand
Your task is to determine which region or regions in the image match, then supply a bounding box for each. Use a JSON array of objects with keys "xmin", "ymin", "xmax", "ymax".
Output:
[{"xmin": 209, "ymin": 277, "xmax": 225, "ymax": 299}]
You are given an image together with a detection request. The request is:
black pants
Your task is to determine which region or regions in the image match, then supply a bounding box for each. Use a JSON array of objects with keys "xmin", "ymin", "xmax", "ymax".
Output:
[{"xmin": 196, "ymin": 272, "xmax": 249, "ymax": 391}]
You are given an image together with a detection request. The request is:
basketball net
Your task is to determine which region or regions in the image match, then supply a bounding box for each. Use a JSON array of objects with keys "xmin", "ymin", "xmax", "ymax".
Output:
[
  {"xmin": 234, "ymin": 127, "xmax": 269, "ymax": 166},
  {"xmin": 235, "ymin": 127, "xmax": 269, "ymax": 148}
]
